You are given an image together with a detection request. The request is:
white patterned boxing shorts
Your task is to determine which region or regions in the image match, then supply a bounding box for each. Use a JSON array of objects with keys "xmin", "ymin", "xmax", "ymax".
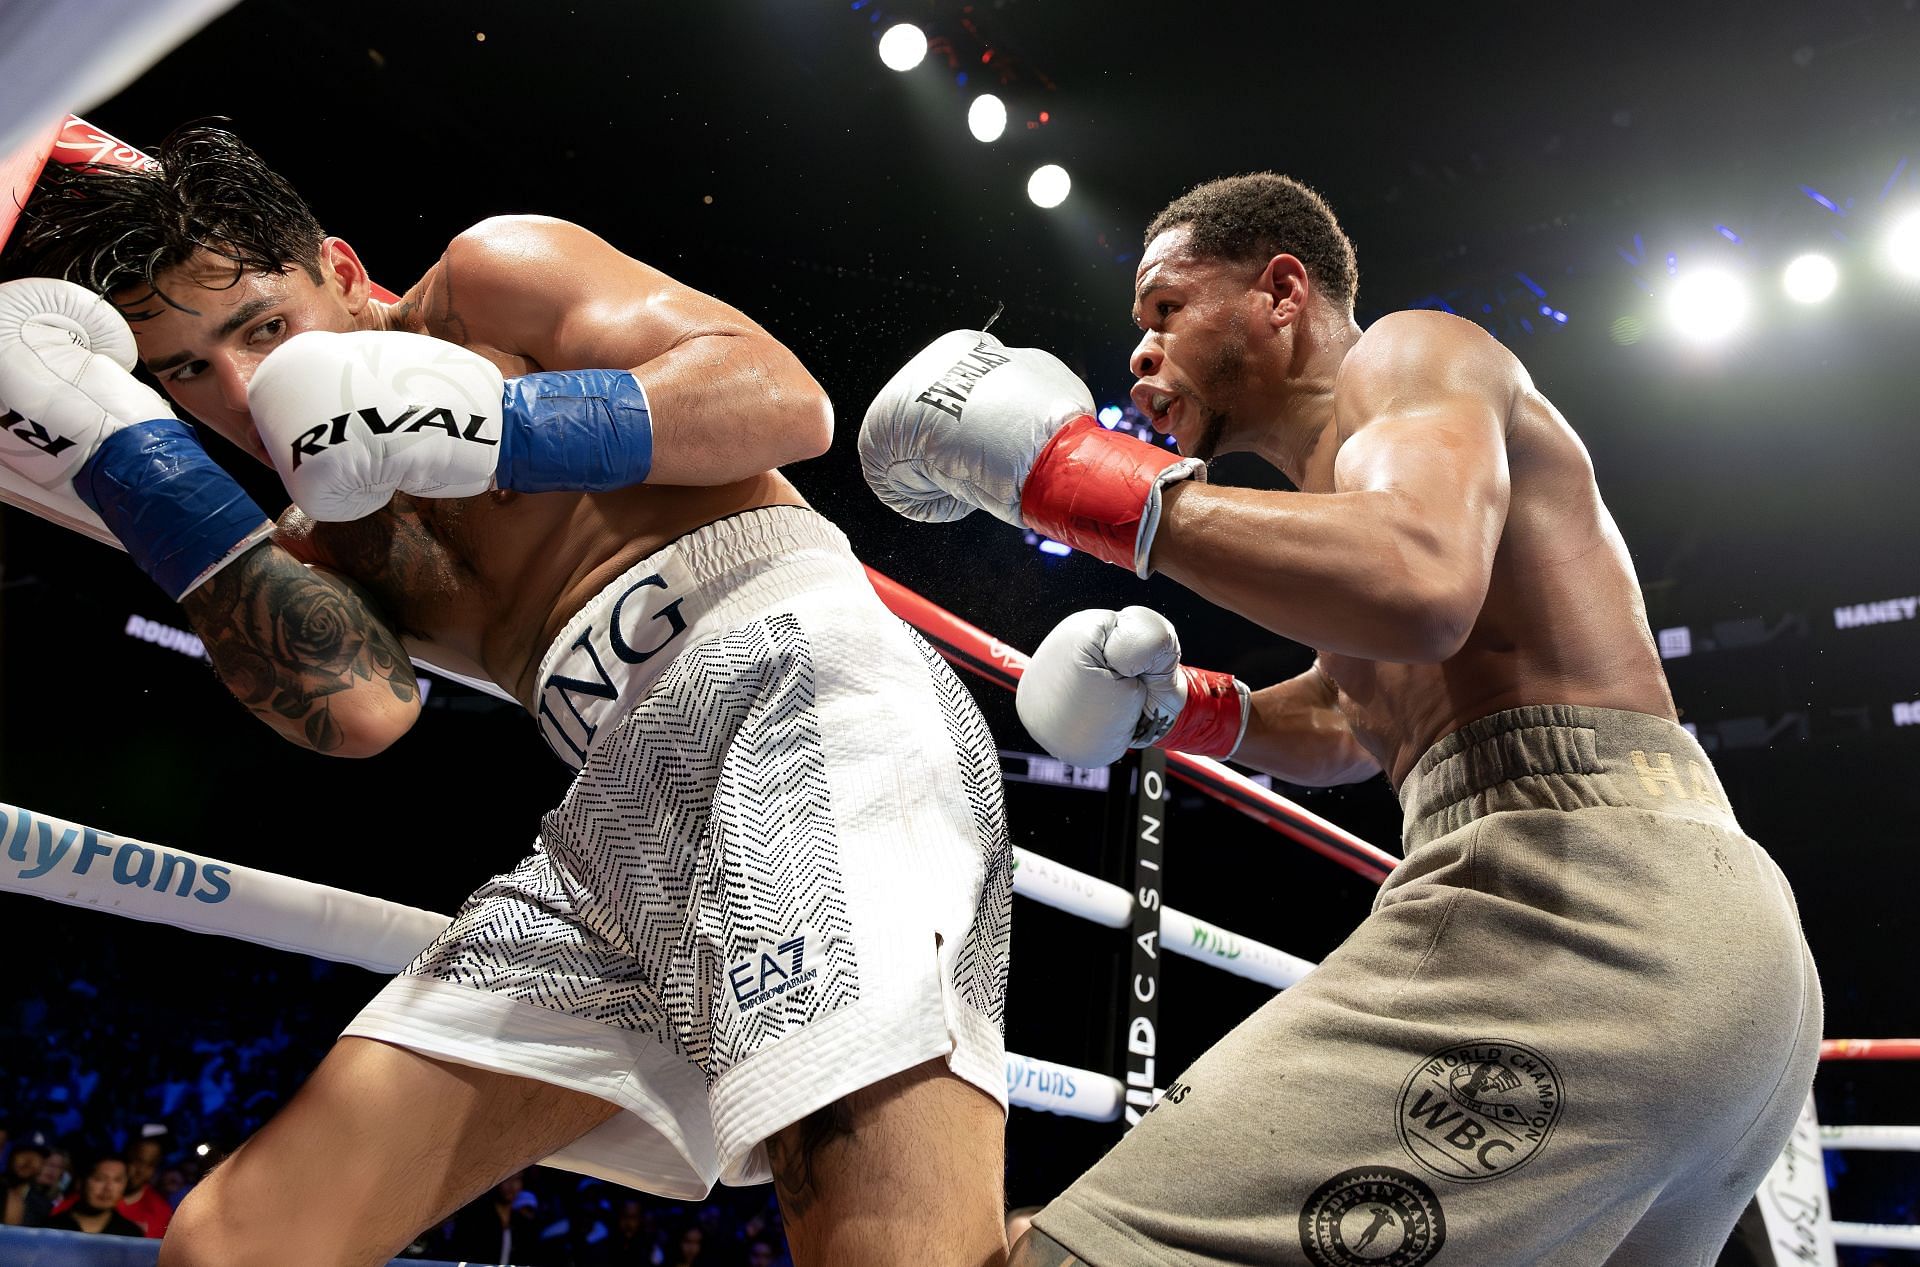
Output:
[{"xmin": 342, "ymin": 506, "xmax": 1012, "ymax": 1198}]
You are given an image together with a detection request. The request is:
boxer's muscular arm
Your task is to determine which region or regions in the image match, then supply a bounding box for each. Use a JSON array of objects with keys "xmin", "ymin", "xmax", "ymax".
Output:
[
  {"xmin": 1236, "ymin": 661, "xmax": 1381, "ymax": 785},
  {"xmin": 178, "ymin": 527, "xmax": 420, "ymax": 758},
  {"xmin": 1152, "ymin": 312, "xmax": 1513, "ymax": 663},
  {"xmin": 405, "ymin": 215, "xmax": 832, "ymax": 486}
]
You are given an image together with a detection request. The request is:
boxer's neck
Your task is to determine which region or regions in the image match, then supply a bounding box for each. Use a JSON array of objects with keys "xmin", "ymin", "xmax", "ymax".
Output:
[{"xmin": 1248, "ymin": 302, "xmax": 1358, "ymax": 487}]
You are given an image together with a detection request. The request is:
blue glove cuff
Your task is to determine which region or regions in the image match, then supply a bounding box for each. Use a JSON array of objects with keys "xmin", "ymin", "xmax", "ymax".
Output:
[
  {"xmin": 497, "ymin": 369, "xmax": 654, "ymax": 493},
  {"xmin": 76, "ymin": 418, "xmax": 270, "ymax": 600}
]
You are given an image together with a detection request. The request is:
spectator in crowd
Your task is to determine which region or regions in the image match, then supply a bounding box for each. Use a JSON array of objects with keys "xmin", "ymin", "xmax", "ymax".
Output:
[
  {"xmin": 42, "ymin": 1155, "xmax": 144, "ymax": 1237},
  {"xmin": 746, "ymin": 1237, "xmax": 779, "ymax": 1267},
  {"xmin": 2, "ymin": 1128, "xmax": 55, "ymax": 1226},
  {"xmin": 119, "ymin": 1128, "xmax": 175, "ymax": 1236},
  {"xmin": 668, "ymin": 1222, "xmax": 707, "ymax": 1267},
  {"xmin": 581, "ymin": 1196, "xmax": 661, "ymax": 1265},
  {"xmin": 154, "ymin": 1162, "xmax": 190, "ymax": 1207},
  {"xmin": 440, "ymin": 1169, "xmax": 556, "ymax": 1266},
  {"xmin": 37, "ymin": 1148, "xmax": 71, "ymax": 1203}
]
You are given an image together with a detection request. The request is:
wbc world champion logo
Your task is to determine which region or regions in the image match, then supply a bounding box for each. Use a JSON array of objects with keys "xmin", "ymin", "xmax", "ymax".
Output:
[{"xmin": 1396, "ymin": 1039, "xmax": 1564, "ymax": 1183}]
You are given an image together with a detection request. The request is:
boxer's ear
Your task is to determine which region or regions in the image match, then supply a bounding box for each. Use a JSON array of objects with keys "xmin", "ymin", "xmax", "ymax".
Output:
[
  {"xmin": 1256, "ymin": 253, "xmax": 1310, "ymax": 330},
  {"xmin": 318, "ymin": 237, "xmax": 372, "ymax": 314}
]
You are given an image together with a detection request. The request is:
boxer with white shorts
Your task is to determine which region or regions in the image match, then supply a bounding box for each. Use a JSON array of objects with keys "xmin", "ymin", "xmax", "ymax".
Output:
[
  {"xmin": 0, "ymin": 124, "xmax": 1011, "ymax": 1267},
  {"xmin": 860, "ymin": 173, "xmax": 1821, "ymax": 1266}
]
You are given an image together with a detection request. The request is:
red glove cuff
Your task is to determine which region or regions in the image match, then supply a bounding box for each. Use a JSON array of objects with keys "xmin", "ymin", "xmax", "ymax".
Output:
[
  {"xmin": 1020, "ymin": 416, "xmax": 1189, "ymax": 572},
  {"xmin": 1159, "ymin": 665, "xmax": 1249, "ymax": 758}
]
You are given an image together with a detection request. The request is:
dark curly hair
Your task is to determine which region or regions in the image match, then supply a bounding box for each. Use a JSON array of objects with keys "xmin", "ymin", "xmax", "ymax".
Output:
[
  {"xmin": 1145, "ymin": 173, "xmax": 1358, "ymax": 310},
  {"xmin": 0, "ymin": 123, "xmax": 324, "ymax": 321}
]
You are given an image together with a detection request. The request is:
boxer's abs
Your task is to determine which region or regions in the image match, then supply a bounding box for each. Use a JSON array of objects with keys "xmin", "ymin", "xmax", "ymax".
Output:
[
  {"xmin": 1321, "ymin": 385, "xmax": 1677, "ymax": 788},
  {"xmin": 296, "ymin": 472, "xmax": 807, "ymax": 706}
]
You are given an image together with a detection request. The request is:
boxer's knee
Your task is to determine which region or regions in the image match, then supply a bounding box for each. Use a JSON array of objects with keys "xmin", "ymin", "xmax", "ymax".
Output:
[
  {"xmin": 159, "ymin": 1154, "xmax": 353, "ymax": 1267},
  {"xmin": 159, "ymin": 1177, "xmax": 259, "ymax": 1267}
]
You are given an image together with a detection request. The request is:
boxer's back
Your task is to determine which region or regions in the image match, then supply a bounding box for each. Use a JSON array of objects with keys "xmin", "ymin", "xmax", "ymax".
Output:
[{"xmin": 1319, "ymin": 350, "xmax": 1675, "ymax": 787}]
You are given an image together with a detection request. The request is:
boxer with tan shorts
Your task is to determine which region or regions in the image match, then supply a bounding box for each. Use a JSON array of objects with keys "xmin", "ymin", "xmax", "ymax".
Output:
[{"xmin": 859, "ymin": 173, "xmax": 1821, "ymax": 1265}]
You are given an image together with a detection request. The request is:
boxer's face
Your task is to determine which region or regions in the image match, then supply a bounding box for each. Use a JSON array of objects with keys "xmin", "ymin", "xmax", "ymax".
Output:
[
  {"xmin": 123, "ymin": 238, "xmax": 373, "ymax": 465},
  {"xmin": 1128, "ymin": 227, "xmax": 1278, "ymax": 461}
]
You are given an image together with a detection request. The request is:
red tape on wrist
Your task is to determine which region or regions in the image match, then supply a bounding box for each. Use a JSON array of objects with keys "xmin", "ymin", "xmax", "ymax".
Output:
[
  {"xmin": 1159, "ymin": 665, "xmax": 1247, "ymax": 757},
  {"xmin": 1020, "ymin": 416, "xmax": 1185, "ymax": 569}
]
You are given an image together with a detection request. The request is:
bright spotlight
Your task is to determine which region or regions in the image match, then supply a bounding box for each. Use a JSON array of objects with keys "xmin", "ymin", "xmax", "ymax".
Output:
[
  {"xmin": 1097, "ymin": 405, "xmax": 1124, "ymax": 428},
  {"xmin": 877, "ymin": 23, "xmax": 927, "ymax": 72},
  {"xmin": 1027, "ymin": 164, "xmax": 1071, "ymax": 209},
  {"xmin": 967, "ymin": 94, "xmax": 1007, "ymax": 143},
  {"xmin": 1782, "ymin": 253, "xmax": 1838, "ymax": 304},
  {"xmin": 1889, "ymin": 210, "xmax": 1920, "ymax": 279},
  {"xmin": 1667, "ymin": 269, "xmax": 1749, "ymax": 344}
]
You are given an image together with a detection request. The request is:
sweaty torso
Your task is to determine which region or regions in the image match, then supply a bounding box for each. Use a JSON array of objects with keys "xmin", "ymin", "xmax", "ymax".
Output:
[
  {"xmin": 273, "ymin": 276, "xmax": 805, "ymax": 709},
  {"xmin": 1317, "ymin": 379, "xmax": 1675, "ymax": 787}
]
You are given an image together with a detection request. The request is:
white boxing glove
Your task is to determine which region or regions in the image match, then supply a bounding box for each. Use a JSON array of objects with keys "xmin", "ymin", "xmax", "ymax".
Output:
[
  {"xmin": 859, "ymin": 329, "xmax": 1094, "ymax": 526},
  {"xmin": 1016, "ymin": 606, "xmax": 1251, "ymax": 767},
  {"xmin": 0, "ymin": 276, "xmax": 169, "ymax": 488},
  {"xmin": 249, "ymin": 329, "xmax": 660, "ymax": 521},
  {"xmin": 859, "ymin": 329, "xmax": 1203, "ymax": 576},
  {"xmin": 247, "ymin": 329, "xmax": 507, "ymax": 519},
  {"xmin": 0, "ymin": 278, "xmax": 271, "ymax": 599}
]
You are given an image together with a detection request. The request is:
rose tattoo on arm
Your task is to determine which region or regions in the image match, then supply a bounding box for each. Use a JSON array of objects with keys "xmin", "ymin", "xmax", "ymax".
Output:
[{"xmin": 181, "ymin": 541, "xmax": 419, "ymax": 753}]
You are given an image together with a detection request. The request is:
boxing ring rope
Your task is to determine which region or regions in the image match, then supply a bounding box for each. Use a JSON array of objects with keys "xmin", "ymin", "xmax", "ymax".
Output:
[
  {"xmin": 1803, "ymin": 1041, "xmax": 1920, "ymax": 1255},
  {"xmin": 1821, "ymin": 1037, "xmax": 1920, "ymax": 1060}
]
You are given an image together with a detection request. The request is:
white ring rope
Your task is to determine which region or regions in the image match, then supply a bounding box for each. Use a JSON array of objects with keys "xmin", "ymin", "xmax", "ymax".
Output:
[
  {"xmin": 0, "ymin": 801, "xmax": 447, "ymax": 973},
  {"xmin": 1821, "ymin": 1124, "xmax": 1920, "ymax": 1152},
  {"xmin": 0, "ymin": 800, "xmax": 1291, "ymax": 1119},
  {"xmin": 1011, "ymin": 846, "xmax": 1317, "ymax": 990},
  {"xmin": 1831, "ymin": 1222, "xmax": 1920, "ymax": 1250}
]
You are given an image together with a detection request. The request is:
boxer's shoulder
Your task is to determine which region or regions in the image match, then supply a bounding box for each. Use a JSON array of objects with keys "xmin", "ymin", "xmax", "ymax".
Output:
[
  {"xmin": 385, "ymin": 218, "xmax": 583, "ymax": 372},
  {"xmin": 1332, "ymin": 309, "xmax": 1521, "ymax": 445}
]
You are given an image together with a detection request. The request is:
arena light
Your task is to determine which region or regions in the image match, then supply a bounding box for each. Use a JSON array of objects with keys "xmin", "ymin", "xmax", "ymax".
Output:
[
  {"xmin": 1097, "ymin": 405, "xmax": 1124, "ymax": 428},
  {"xmin": 1888, "ymin": 210, "xmax": 1920, "ymax": 279},
  {"xmin": 1782, "ymin": 253, "xmax": 1838, "ymax": 304},
  {"xmin": 877, "ymin": 22, "xmax": 927, "ymax": 72},
  {"xmin": 1027, "ymin": 164, "xmax": 1071, "ymax": 209},
  {"xmin": 967, "ymin": 93, "xmax": 1007, "ymax": 143},
  {"xmin": 1666, "ymin": 268, "xmax": 1749, "ymax": 344}
]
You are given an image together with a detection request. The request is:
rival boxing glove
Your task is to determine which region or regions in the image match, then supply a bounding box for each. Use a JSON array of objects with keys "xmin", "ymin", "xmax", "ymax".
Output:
[
  {"xmin": 0, "ymin": 278, "xmax": 271, "ymax": 597},
  {"xmin": 247, "ymin": 329, "xmax": 657, "ymax": 521}
]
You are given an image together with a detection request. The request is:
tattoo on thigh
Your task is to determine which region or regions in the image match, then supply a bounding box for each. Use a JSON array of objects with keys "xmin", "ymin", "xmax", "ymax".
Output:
[{"xmin": 767, "ymin": 1100, "xmax": 854, "ymax": 1221}]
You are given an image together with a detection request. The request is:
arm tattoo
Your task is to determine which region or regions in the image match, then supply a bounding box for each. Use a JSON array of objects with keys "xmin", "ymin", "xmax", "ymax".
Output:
[{"xmin": 180, "ymin": 540, "xmax": 418, "ymax": 753}]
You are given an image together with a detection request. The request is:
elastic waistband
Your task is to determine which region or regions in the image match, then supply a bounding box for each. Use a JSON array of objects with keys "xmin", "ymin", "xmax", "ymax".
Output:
[
  {"xmin": 1398, "ymin": 705, "xmax": 1739, "ymax": 851},
  {"xmin": 533, "ymin": 506, "xmax": 869, "ymax": 768}
]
